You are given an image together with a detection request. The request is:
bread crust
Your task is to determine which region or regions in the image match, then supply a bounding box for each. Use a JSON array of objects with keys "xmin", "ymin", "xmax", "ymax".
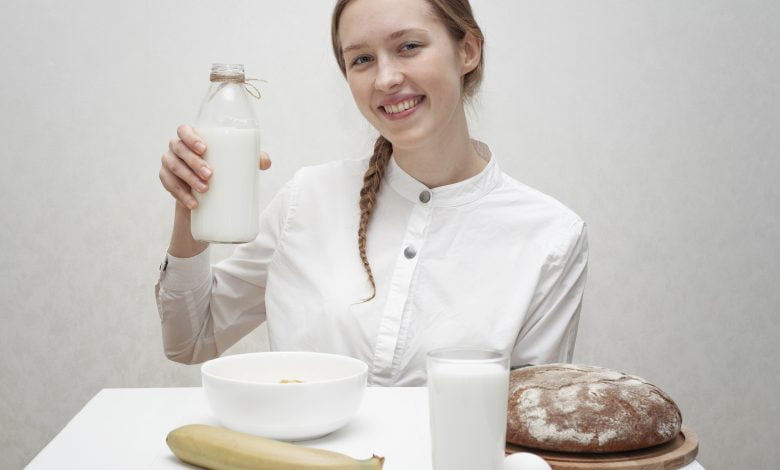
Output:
[{"xmin": 506, "ymin": 364, "xmax": 682, "ymax": 453}]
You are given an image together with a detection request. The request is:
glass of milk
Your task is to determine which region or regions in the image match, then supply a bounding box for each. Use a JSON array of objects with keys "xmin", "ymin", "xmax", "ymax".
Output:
[
  {"xmin": 426, "ymin": 348, "xmax": 510, "ymax": 470},
  {"xmin": 191, "ymin": 63, "xmax": 261, "ymax": 243}
]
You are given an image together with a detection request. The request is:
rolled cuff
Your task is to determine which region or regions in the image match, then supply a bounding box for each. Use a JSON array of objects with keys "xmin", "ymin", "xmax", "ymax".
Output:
[{"xmin": 159, "ymin": 247, "xmax": 212, "ymax": 292}]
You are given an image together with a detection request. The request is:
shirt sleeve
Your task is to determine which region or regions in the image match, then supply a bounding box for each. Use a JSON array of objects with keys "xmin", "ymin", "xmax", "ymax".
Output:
[
  {"xmin": 154, "ymin": 175, "xmax": 298, "ymax": 364},
  {"xmin": 511, "ymin": 219, "xmax": 589, "ymax": 366}
]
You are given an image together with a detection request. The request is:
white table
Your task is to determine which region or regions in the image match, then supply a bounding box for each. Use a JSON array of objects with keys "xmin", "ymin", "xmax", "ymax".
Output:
[{"xmin": 27, "ymin": 387, "xmax": 705, "ymax": 470}]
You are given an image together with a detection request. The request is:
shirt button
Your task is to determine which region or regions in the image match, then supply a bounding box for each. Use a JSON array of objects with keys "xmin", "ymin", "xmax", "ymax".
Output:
[
  {"xmin": 419, "ymin": 190, "xmax": 431, "ymax": 203},
  {"xmin": 404, "ymin": 246, "xmax": 417, "ymax": 259}
]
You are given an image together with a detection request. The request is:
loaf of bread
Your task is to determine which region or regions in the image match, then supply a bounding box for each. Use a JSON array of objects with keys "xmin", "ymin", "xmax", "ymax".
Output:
[{"xmin": 506, "ymin": 364, "xmax": 682, "ymax": 453}]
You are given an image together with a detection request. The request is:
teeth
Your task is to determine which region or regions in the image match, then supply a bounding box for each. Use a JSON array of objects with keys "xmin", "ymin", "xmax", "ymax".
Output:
[{"xmin": 384, "ymin": 97, "xmax": 421, "ymax": 114}]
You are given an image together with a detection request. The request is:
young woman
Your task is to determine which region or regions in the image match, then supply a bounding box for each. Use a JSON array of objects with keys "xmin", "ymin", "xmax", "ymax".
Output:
[{"xmin": 156, "ymin": 0, "xmax": 588, "ymax": 386}]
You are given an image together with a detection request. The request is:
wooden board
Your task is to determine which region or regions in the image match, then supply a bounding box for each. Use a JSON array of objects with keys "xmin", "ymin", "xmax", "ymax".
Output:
[{"xmin": 505, "ymin": 425, "xmax": 699, "ymax": 470}]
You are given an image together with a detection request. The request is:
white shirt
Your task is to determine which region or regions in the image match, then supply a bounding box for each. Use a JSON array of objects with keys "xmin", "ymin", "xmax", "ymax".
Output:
[{"xmin": 155, "ymin": 142, "xmax": 588, "ymax": 386}]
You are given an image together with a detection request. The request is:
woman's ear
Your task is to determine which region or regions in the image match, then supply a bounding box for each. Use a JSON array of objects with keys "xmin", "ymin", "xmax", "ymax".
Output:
[{"xmin": 459, "ymin": 31, "xmax": 482, "ymax": 75}]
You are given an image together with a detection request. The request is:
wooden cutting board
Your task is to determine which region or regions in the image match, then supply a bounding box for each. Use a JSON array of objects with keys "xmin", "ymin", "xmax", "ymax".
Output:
[{"xmin": 505, "ymin": 425, "xmax": 699, "ymax": 470}]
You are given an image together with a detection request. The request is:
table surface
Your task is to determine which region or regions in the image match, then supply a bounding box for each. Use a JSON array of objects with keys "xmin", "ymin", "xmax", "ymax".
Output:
[{"xmin": 26, "ymin": 387, "xmax": 705, "ymax": 470}]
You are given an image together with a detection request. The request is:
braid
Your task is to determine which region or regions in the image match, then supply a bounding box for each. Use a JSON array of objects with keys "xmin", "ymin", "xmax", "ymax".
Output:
[{"xmin": 358, "ymin": 135, "xmax": 393, "ymax": 302}]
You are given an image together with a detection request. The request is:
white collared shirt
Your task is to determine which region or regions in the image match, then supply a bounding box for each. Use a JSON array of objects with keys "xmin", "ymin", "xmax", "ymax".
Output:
[{"xmin": 155, "ymin": 143, "xmax": 588, "ymax": 386}]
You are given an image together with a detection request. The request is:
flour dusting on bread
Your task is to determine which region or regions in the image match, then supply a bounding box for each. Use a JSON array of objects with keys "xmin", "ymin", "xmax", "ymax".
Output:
[{"xmin": 507, "ymin": 364, "xmax": 682, "ymax": 453}]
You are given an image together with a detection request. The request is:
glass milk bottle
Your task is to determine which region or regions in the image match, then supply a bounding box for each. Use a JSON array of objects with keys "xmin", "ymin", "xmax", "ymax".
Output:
[{"xmin": 191, "ymin": 63, "xmax": 261, "ymax": 243}]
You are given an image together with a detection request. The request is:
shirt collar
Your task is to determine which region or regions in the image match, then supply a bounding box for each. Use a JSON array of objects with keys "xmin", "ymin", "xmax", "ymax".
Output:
[{"xmin": 385, "ymin": 140, "xmax": 502, "ymax": 208}]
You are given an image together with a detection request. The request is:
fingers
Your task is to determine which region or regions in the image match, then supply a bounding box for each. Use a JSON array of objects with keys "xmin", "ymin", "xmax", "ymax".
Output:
[
  {"xmin": 163, "ymin": 148, "xmax": 209, "ymax": 192},
  {"xmin": 162, "ymin": 126, "xmax": 272, "ymax": 210},
  {"xmin": 177, "ymin": 124, "xmax": 207, "ymax": 156},
  {"xmin": 160, "ymin": 151, "xmax": 202, "ymax": 209},
  {"xmin": 159, "ymin": 167, "xmax": 199, "ymax": 210},
  {"xmin": 259, "ymin": 151, "xmax": 272, "ymax": 171},
  {"xmin": 169, "ymin": 138, "xmax": 212, "ymax": 181}
]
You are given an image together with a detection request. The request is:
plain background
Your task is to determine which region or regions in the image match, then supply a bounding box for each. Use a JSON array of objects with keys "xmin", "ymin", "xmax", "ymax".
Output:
[{"xmin": 1, "ymin": 0, "xmax": 778, "ymax": 468}]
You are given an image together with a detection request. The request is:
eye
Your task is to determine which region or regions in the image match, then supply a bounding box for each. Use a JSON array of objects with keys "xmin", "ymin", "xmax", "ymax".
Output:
[
  {"xmin": 350, "ymin": 55, "xmax": 373, "ymax": 67},
  {"xmin": 400, "ymin": 42, "xmax": 422, "ymax": 53}
]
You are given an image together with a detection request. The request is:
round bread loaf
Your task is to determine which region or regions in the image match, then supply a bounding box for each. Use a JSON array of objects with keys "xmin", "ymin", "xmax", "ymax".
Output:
[{"xmin": 507, "ymin": 363, "xmax": 682, "ymax": 453}]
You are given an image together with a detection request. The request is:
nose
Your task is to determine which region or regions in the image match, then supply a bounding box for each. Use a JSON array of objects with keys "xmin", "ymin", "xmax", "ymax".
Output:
[{"xmin": 374, "ymin": 57, "xmax": 403, "ymax": 92}]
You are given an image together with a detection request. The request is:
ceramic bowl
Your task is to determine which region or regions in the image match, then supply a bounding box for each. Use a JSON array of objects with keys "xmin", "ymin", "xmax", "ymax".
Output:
[{"xmin": 201, "ymin": 351, "xmax": 368, "ymax": 441}]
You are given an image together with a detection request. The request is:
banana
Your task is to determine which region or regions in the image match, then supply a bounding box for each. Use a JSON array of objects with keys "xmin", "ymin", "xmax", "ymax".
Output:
[{"xmin": 166, "ymin": 424, "xmax": 385, "ymax": 470}]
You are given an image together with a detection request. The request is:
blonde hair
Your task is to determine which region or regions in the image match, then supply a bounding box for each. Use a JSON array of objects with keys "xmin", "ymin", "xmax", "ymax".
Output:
[{"xmin": 331, "ymin": 0, "xmax": 485, "ymax": 301}]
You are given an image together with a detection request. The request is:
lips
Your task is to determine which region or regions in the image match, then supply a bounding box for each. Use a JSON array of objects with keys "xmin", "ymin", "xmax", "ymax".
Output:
[{"xmin": 378, "ymin": 95, "xmax": 425, "ymax": 119}]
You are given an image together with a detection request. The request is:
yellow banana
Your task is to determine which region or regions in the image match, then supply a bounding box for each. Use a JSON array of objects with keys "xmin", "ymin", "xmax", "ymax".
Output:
[{"xmin": 166, "ymin": 424, "xmax": 385, "ymax": 470}]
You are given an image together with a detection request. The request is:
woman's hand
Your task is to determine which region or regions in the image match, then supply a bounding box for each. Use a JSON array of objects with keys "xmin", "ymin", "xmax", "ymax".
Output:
[{"xmin": 159, "ymin": 124, "xmax": 272, "ymax": 210}]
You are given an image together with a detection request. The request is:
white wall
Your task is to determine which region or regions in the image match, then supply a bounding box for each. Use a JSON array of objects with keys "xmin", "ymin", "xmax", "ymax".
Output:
[{"xmin": 1, "ymin": 1, "xmax": 777, "ymax": 469}]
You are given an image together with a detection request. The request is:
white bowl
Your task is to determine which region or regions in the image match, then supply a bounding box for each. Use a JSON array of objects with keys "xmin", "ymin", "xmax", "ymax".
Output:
[{"xmin": 201, "ymin": 351, "xmax": 368, "ymax": 441}]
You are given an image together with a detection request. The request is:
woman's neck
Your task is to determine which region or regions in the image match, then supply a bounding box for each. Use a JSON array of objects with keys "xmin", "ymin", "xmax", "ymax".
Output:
[{"xmin": 391, "ymin": 105, "xmax": 486, "ymax": 189}]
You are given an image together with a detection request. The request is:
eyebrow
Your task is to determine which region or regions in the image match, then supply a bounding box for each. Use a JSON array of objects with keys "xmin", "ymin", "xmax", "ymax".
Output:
[{"xmin": 342, "ymin": 28, "xmax": 428, "ymax": 55}]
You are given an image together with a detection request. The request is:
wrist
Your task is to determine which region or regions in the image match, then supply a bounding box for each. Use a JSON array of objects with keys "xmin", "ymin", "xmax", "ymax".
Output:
[{"xmin": 175, "ymin": 201, "xmax": 192, "ymax": 219}]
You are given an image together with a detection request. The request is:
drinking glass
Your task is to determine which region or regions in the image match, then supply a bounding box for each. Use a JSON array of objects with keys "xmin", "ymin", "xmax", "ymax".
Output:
[{"xmin": 427, "ymin": 348, "xmax": 510, "ymax": 470}]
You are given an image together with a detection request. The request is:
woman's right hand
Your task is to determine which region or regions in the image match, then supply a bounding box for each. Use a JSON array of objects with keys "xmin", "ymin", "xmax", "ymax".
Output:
[{"xmin": 159, "ymin": 124, "xmax": 272, "ymax": 210}]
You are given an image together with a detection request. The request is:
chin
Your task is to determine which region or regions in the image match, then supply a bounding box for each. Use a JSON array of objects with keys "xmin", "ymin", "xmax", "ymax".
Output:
[{"xmin": 380, "ymin": 127, "xmax": 432, "ymax": 151}]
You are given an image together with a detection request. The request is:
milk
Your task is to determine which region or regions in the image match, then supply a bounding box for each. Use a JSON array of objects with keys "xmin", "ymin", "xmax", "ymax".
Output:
[
  {"xmin": 191, "ymin": 127, "xmax": 260, "ymax": 243},
  {"xmin": 428, "ymin": 362, "xmax": 509, "ymax": 470}
]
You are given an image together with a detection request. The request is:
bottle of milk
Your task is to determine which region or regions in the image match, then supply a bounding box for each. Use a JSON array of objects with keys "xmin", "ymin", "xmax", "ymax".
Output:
[{"xmin": 191, "ymin": 63, "xmax": 261, "ymax": 243}]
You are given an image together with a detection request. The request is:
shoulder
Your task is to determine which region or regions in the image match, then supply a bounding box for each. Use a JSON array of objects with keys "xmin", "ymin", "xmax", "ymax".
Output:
[
  {"xmin": 293, "ymin": 157, "xmax": 369, "ymax": 184},
  {"xmin": 283, "ymin": 157, "xmax": 369, "ymax": 209},
  {"xmin": 497, "ymin": 172, "xmax": 583, "ymax": 225},
  {"xmin": 490, "ymin": 172, "xmax": 587, "ymax": 258}
]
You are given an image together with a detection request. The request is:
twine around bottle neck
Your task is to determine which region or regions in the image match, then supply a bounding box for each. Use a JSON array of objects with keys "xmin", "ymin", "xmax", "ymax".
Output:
[{"xmin": 210, "ymin": 73, "xmax": 263, "ymax": 100}]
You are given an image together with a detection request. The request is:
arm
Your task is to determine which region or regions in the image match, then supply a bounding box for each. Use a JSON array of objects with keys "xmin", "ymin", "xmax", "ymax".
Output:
[
  {"xmin": 168, "ymin": 201, "xmax": 208, "ymax": 258},
  {"xmin": 154, "ymin": 176, "xmax": 296, "ymax": 364},
  {"xmin": 511, "ymin": 219, "xmax": 589, "ymax": 366}
]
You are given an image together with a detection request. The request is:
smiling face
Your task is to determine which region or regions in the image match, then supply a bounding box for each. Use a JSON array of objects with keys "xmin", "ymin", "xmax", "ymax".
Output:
[{"xmin": 337, "ymin": 0, "xmax": 479, "ymax": 152}]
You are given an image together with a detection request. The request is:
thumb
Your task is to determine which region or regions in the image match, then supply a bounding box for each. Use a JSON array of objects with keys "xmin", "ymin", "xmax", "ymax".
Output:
[{"xmin": 259, "ymin": 151, "xmax": 272, "ymax": 171}]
